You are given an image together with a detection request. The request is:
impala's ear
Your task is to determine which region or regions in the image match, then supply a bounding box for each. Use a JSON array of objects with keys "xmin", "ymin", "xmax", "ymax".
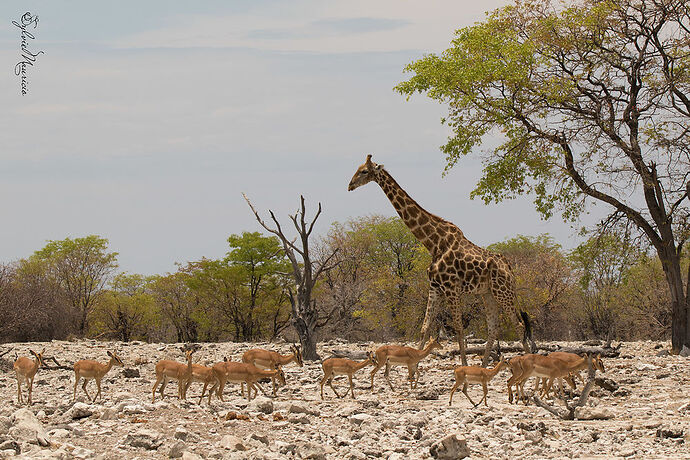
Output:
[
  {"xmin": 40, "ymin": 348, "xmax": 45, "ymax": 354},
  {"xmin": 107, "ymin": 351, "xmax": 113, "ymax": 357}
]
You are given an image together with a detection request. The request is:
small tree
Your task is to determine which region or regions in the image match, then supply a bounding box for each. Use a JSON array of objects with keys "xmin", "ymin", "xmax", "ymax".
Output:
[
  {"xmin": 32, "ymin": 235, "xmax": 118, "ymax": 336},
  {"xmin": 244, "ymin": 194, "xmax": 338, "ymax": 360}
]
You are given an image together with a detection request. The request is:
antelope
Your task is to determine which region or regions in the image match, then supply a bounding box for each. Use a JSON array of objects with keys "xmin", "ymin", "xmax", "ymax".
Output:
[
  {"xmin": 185, "ymin": 363, "xmax": 219, "ymax": 404},
  {"xmin": 210, "ymin": 362, "xmax": 286, "ymax": 402},
  {"xmin": 241, "ymin": 344, "xmax": 303, "ymax": 396},
  {"xmin": 370, "ymin": 337, "xmax": 442, "ymax": 391},
  {"xmin": 449, "ymin": 357, "xmax": 508, "ymax": 407},
  {"xmin": 514, "ymin": 353, "xmax": 594, "ymax": 403},
  {"xmin": 73, "ymin": 351, "xmax": 125, "ymax": 402},
  {"xmin": 151, "ymin": 347, "xmax": 195, "ymax": 403},
  {"xmin": 543, "ymin": 351, "xmax": 605, "ymax": 395},
  {"xmin": 320, "ymin": 351, "xmax": 378, "ymax": 400},
  {"xmin": 13, "ymin": 348, "xmax": 45, "ymax": 405}
]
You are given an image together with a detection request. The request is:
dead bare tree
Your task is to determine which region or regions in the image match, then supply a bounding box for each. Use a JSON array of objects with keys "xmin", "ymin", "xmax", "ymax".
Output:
[{"xmin": 244, "ymin": 194, "xmax": 338, "ymax": 360}]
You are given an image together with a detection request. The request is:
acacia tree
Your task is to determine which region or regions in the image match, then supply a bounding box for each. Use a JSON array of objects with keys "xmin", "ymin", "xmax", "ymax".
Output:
[
  {"xmin": 32, "ymin": 235, "xmax": 118, "ymax": 336},
  {"xmin": 244, "ymin": 194, "xmax": 338, "ymax": 360},
  {"xmin": 397, "ymin": 0, "xmax": 690, "ymax": 351}
]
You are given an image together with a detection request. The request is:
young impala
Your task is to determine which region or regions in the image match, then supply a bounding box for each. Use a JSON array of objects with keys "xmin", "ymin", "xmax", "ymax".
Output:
[
  {"xmin": 151, "ymin": 347, "xmax": 195, "ymax": 403},
  {"xmin": 210, "ymin": 361, "xmax": 286, "ymax": 402},
  {"xmin": 241, "ymin": 344, "xmax": 303, "ymax": 396},
  {"xmin": 320, "ymin": 351, "xmax": 378, "ymax": 400},
  {"xmin": 370, "ymin": 338, "xmax": 442, "ymax": 391},
  {"xmin": 13, "ymin": 348, "xmax": 45, "ymax": 405},
  {"xmin": 184, "ymin": 362, "xmax": 219, "ymax": 404},
  {"xmin": 73, "ymin": 351, "xmax": 124, "ymax": 402},
  {"xmin": 449, "ymin": 357, "xmax": 507, "ymax": 407}
]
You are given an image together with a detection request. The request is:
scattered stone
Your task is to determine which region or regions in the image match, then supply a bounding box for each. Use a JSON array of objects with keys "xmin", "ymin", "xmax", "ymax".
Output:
[
  {"xmin": 169, "ymin": 440, "xmax": 186, "ymax": 458},
  {"xmin": 124, "ymin": 429, "xmax": 164, "ymax": 450},
  {"xmin": 122, "ymin": 368, "xmax": 140, "ymax": 378},
  {"xmin": 0, "ymin": 440, "xmax": 20, "ymax": 455},
  {"xmin": 288, "ymin": 404, "xmax": 320, "ymax": 416},
  {"xmin": 656, "ymin": 426, "xmax": 684, "ymax": 439},
  {"xmin": 429, "ymin": 434, "xmax": 470, "ymax": 459},
  {"xmin": 349, "ymin": 413, "xmax": 373, "ymax": 426},
  {"xmin": 297, "ymin": 442, "xmax": 327, "ymax": 460},
  {"xmin": 9, "ymin": 408, "xmax": 50, "ymax": 447},
  {"xmin": 288, "ymin": 415, "xmax": 310, "ymax": 424},
  {"xmin": 174, "ymin": 427, "xmax": 189, "ymax": 441},
  {"xmin": 416, "ymin": 387, "xmax": 440, "ymax": 400},
  {"xmin": 249, "ymin": 396, "xmax": 273, "ymax": 414},
  {"xmin": 67, "ymin": 402, "xmax": 94, "ymax": 420},
  {"xmin": 594, "ymin": 377, "xmax": 619, "ymax": 392},
  {"xmin": 249, "ymin": 433, "xmax": 269, "ymax": 445},
  {"xmin": 219, "ymin": 434, "xmax": 246, "ymax": 451},
  {"xmin": 575, "ymin": 407, "xmax": 615, "ymax": 420},
  {"xmin": 655, "ymin": 350, "xmax": 670, "ymax": 357},
  {"xmin": 181, "ymin": 451, "xmax": 203, "ymax": 460},
  {"xmin": 680, "ymin": 345, "xmax": 690, "ymax": 357},
  {"xmin": 0, "ymin": 416, "xmax": 10, "ymax": 436}
]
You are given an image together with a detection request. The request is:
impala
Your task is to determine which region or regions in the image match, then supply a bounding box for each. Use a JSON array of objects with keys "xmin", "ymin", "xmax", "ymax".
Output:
[
  {"xmin": 242, "ymin": 344, "xmax": 302, "ymax": 396},
  {"xmin": 13, "ymin": 348, "xmax": 45, "ymax": 405},
  {"xmin": 73, "ymin": 351, "xmax": 124, "ymax": 402},
  {"xmin": 185, "ymin": 362, "xmax": 218, "ymax": 404},
  {"xmin": 320, "ymin": 351, "xmax": 377, "ymax": 400},
  {"xmin": 543, "ymin": 351, "xmax": 605, "ymax": 394},
  {"xmin": 151, "ymin": 347, "xmax": 195, "ymax": 403},
  {"xmin": 449, "ymin": 357, "xmax": 507, "ymax": 407},
  {"xmin": 514, "ymin": 353, "xmax": 594, "ymax": 403},
  {"xmin": 370, "ymin": 337, "xmax": 442, "ymax": 391},
  {"xmin": 210, "ymin": 362, "xmax": 286, "ymax": 402}
]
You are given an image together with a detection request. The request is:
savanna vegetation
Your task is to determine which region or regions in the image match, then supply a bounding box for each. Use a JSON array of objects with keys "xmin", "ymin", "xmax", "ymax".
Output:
[
  {"xmin": 0, "ymin": 219, "xmax": 685, "ymax": 348},
  {"xmin": 1, "ymin": 0, "xmax": 688, "ymax": 353}
]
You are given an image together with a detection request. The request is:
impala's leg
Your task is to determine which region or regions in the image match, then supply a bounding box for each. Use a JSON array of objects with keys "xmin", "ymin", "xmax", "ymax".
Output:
[
  {"xmin": 200, "ymin": 382, "xmax": 208, "ymax": 404},
  {"xmin": 95, "ymin": 378, "xmax": 102, "ymax": 402},
  {"xmin": 370, "ymin": 360, "xmax": 383, "ymax": 391},
  {"xmin": 348, "ymin": 374, "xmax": 356, "ymax": 399},
  {"xmin": 28, "ymin": 377, "xmax": 34, "ymax": 405},
  {"xmin": 328, "ymin": 377, "xmax": 341, "ymax": 398},
  {"xmin": 73, "ymin": 373, "xmax": 79, "ymax": 402},
  {"xmin": 418, "ymin": 285, "xmax": 442, "ymax": 349},
  {"xmin": 320, "ymin": 374, "xmax": 327, "ymax": 400},
  {"xmin": 159, "ymin": 376, "xmax": 168, "ymax": 399},
  {"xmin": 151, "ymin": 376, "xmax": 162, "ymax": 403},
  {"xmin": 271, "ymin": 375, "xmax": 278, "ymax": 396},
  {"xmin": 449, "ymin": 379, "xmax": 460, "ymax": 406},
  {"xmin": 481, "ymin": 381, "xmax": 489, "ymax": 406},
  {"xmin": 17, "ymin": 377, "xmax": 23, "ymax": 404},
  {"xmin": 81, "ymin": 379, "xmax": 91, "ymax": 401},
  {"xmin": 216, "ymin": 378, "xmax": 226, "ymax": 402},
  {"xmin": 384, "ymin": 361, "xmax": 395, "ymax": 391},
  {"xmin": 462, "ymin": 382, "xmax": 477, "ymax": 407}
]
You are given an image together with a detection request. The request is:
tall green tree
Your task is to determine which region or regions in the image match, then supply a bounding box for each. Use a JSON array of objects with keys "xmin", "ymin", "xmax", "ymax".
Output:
[
  {"xmin": 397, "ymin": 0, "xmax": 690, "ymax": 351},
  {"xmin": 92, "ymin": 273, "xmax": 158, "ymax": 342},
  {"xmin": 32, "ymin": 235, "xmax": 118, "ymax": 336}
]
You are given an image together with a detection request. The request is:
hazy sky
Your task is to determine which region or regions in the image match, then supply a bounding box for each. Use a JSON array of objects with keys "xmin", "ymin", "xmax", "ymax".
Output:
[{"xmin": 0, "ymin": 1, "xmax": 602, "ymax": 275}]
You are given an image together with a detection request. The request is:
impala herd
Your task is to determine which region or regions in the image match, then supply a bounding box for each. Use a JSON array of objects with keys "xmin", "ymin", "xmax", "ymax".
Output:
[{"xmin": 10, "ymin": 340, "xmax": 604, "ymax": 410}]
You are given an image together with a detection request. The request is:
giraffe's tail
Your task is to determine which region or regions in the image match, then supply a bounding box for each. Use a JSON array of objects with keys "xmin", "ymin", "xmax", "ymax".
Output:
[{"xmin": 519, "ymin": 310, "xmax": 533, "ymax": 344}]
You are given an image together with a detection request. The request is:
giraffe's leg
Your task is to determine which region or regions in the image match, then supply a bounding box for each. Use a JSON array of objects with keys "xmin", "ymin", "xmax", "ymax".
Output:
[
  {"xmin": 418, "ymin": 286, "xmax": 442, "ymax": 349},
  {"xmin": 481, "ymin": 293, "xmax": 499, "ymax": 367},
  {"xmin": 448, "ymin": 295, "xmax": 468, "ymax": 366}
]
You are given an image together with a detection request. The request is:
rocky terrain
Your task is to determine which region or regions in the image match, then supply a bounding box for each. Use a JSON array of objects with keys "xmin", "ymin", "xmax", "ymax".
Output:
[{"xmin": 0, "ymin": 340, "xmax": 688, "ymax": 459}]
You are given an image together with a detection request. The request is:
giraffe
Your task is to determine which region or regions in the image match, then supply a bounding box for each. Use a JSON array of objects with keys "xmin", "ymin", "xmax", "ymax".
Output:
[{"xmin": 348, "ymin": 154, "xmax": 535, "ymax": 366}]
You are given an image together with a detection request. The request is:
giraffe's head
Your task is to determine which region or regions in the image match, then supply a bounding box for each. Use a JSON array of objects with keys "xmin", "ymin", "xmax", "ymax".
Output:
[{"xmin": 348, "ymin": 154, "xmax": 384, "ymax": 191}]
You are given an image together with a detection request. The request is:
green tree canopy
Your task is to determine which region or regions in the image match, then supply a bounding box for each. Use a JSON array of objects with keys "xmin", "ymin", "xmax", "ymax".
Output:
[
  {"xmin": 32, "ymin": 235, "xmax": 118, "ymax": 335},
  {"xmin": 396, "ymin": 0, "xmax": 690, "ymax": 351}
]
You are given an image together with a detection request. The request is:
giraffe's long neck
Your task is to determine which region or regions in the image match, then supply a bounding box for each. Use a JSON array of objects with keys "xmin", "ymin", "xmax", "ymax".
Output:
[{"xmin": 374, "ymin": 169, "xmax": 448, "ymax": 254}]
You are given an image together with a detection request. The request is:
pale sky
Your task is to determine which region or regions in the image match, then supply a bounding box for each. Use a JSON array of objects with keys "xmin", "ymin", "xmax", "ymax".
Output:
[{"xmin": 0, "ymin": 1, "xmax": 601, "ymax": 275}]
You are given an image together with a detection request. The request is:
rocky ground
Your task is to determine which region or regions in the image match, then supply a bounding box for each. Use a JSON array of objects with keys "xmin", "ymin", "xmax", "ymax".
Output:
[{"xmin": 0, "ymin": 340, "xmax": 688, "ymax": 459}]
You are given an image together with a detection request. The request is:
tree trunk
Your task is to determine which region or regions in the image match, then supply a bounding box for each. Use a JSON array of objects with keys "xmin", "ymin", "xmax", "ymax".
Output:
[
  {"xmin": 290, "ymin": 288, "xmax": 320, "ymax": 361},
  {"xmin": 658, "ymin": 247, "xmax": 688, "ymax": 352}
]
